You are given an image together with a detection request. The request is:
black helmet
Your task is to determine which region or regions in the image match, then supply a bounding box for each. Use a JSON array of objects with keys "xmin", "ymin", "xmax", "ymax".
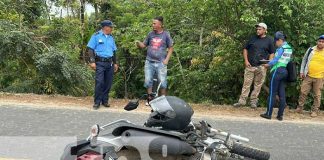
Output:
[{"xmin": 145, "ymin": 96, "xmax": 194, "ymax": 131}]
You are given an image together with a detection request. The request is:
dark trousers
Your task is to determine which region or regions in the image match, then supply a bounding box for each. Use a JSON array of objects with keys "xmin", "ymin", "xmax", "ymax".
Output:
[
  {"xmin": 266, "ymin": 67, "xmax": 288, "ymax": 117},
  {"xmin": 94, "ymin": 61, "xmax": 114, "ymax": 105}
]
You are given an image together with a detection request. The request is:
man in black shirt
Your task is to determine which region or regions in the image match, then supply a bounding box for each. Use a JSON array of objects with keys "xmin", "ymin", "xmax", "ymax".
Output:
[{"xmin": 234, "ymin": 23, "xmax": 275, "ymax": 108}]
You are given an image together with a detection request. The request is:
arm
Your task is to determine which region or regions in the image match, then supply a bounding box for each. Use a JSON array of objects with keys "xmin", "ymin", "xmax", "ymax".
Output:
[
  {"xmin": 163, "ymin": 32, "xmax": 174, "ymax": 65},
  {"xmin": 112, "ymin": 52, "xmax": 117, "ymax": 64},
  {"xmin": 112, "ymin": 51, "xmax": 118, "ymax": 72},
  {"xmin": 136, "ymin": 33, "xmax": 150, "ymax": 49},
  {"xmin": 87, "ymin": 35, "xmax": 97, "ymax": 70},
  {"xmin": 268, "ymin": 39, "xmax": 275, "ymax": 60},
  {"xmin": 300, "ymin": 48, "xmax": 310, "ymax": 73},
  {"xmin": 112, "ymin": 39, "xmax": 118, "ymax": 72},
  {"xmin": 163, "ymin": 47, "xmax": 173, "ymax": 65},
  {"xmin": 136, "ymin": 41, "xmax": 146, "ymax": 49},
  {"xmin": 267, "ymin": 48, "xmax": 284, "ymax": 67},
  {"xmin": 269, "ymin": 53, "xmax": 275, "ymax": 60},
  {"xmin": 87, "ymin": 47, "xmax": 96, "ymax": 63},
  {"xmin": 300, "ymin": 48, "xmax": 310, "ymax": 79},
  {"xmin": 243, "ymin": 49, "xmax": 251, "ymax": 67},
  {"xmin": 87, "ymin": 47, "xmax": 96, "ymax": 70},
  {"xmin": 243, "ymin": 37, "xmax": 252, "ymax": 67}
]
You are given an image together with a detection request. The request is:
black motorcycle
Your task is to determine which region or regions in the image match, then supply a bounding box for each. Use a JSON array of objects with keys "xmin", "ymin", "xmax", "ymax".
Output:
[{"xmin": 61, "ymin": 95, "xmax": 270, "ymax": 160}]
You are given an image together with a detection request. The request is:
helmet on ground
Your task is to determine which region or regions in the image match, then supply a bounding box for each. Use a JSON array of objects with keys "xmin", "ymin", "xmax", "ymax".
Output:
[{"xmin": 145, "ymin": 96, "xmax": 194, "ymax": 131}]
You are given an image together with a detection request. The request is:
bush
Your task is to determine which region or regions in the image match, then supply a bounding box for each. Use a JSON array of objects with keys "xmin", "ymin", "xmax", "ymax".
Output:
[{"xmin": 35, "ymin": 48, "xmax": 93, "ymax": 96}]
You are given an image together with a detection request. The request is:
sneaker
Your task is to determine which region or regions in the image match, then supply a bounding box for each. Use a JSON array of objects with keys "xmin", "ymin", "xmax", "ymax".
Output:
[
  {"xmin": 276, "ymin": 116, "xmax": 283, "ymax": 121},
  {"xmin": 260, "ymin": 113, "xmax": 271, "ymax": 120},
  {"xmin": 93, "ymin": 104, "xmax": 100, "ymax": 110},
  {"xmin": 311, "ymin": 112, "xmax": 318, "ymax": 117},
  {"xmin": 233, "ymin": 102, "xmax": 243, "ymax": 107},
  {"xmin": 295, "ymin": 107, "xmax": 303, "ymax": 114}
]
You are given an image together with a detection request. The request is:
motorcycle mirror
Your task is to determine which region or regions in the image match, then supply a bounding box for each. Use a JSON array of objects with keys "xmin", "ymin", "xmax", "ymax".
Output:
[{"xmin": 124, "ymin": 99, "xmax": 139, "ymax": 111}]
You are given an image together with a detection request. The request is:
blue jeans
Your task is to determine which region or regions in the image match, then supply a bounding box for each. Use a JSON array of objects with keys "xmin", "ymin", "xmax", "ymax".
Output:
[
  {"xmin": 94, "ymin": 62, "xmax": 114, "ymax": 104},
  {"xmin": 266, "ymin": 67, "xmax": 288, "ymax": 117},
  {"xmin": 144, "ymin": 60, "xmax": 168, "ymax": 89}
]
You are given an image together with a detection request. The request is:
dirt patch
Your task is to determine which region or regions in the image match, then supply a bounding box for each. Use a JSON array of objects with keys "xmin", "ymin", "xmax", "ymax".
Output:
[{"xmin": 1, "ymin": 92, "xmax": 324, "ymax": 123}]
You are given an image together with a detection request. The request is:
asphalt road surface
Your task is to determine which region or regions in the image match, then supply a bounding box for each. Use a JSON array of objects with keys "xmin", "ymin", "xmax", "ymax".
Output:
[{"xmin": 0, "ymin": 105, "xmax": 323, "ymax": 160}]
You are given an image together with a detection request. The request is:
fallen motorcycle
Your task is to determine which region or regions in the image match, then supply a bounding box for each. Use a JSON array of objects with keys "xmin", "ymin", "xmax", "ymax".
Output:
[{"xmin": 61, "ymin": 95, "xmax": 270, "ymax": 160}]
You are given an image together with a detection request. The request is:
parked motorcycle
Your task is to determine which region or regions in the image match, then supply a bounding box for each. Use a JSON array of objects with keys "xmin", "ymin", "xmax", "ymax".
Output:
[{"xmin": 61, "ymin": 95, "xmax": 270, "ymax": 160}]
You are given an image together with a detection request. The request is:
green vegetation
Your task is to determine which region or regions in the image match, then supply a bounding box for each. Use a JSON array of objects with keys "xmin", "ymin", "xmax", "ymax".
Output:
[{"xmin": 1, "ymin": 0, "xmax": 323, "ymax": 110}]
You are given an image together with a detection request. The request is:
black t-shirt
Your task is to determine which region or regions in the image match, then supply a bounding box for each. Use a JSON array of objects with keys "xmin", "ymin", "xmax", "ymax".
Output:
[{"xmin": 244, "ymin": 35, "xmax": 275, "ymax": 66}]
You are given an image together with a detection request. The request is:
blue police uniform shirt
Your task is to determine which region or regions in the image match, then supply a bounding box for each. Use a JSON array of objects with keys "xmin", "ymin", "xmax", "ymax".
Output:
[{"xmin": 87, "ymin": 30, "xmax": 117, "ymax": 58}]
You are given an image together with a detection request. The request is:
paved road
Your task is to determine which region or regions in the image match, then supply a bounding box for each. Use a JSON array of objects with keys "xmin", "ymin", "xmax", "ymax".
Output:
[{"xmin": 0, "ymin": 105, "xmax": 324, "ymax": 160}]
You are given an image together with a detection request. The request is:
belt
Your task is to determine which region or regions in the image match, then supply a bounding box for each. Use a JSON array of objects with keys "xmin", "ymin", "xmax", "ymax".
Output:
[
  {"xmin": 147, "ymin": 59, "xmax": 162, "ymax": 63},
  {"xmin": 96, "ymin": 56, "xmax": 112, "ymax": 62}
]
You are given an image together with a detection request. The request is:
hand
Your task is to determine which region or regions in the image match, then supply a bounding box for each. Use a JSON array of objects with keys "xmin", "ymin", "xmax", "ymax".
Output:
[
  {"xmin": 89, "ymin": 63, "xmax": 96, "ymax": 70},
  {"xmin": 135, "ymin": 40, "xmax": 140, "ymax": 45},
  {"xmin": 300, "ymin": 73, "xmax": 305, "ymax": 79},
  {"xmin": 245, "ymin": 61, "xmax": 251, "ymax": 68},
  {"xmin": 262, "ymin": 64, "xmax": 270, "ymax": 68},
  {"xmin": 163, "ymin": 59, "xmax": 169, "ymax": 65},
  {"xmin": 114, "ymin": 64, "xmax": 118, "ymax": 73},
  {"xmin": 135, "ymin": 40, "xmax": 143, "ymax": 48}
]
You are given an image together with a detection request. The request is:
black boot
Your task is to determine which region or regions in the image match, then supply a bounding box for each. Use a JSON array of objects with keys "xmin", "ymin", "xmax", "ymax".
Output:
[
  {"xmin": 260, "ymin": 113, "xmax": 271, "ymax": 120},
  {"xmin": 276, "ymin": 116, "xmax": 283, "ymax": 121},
  {"xmin": 102, "ymin": 103, "xmax": 110, "ymax": 108},
  {"xmin": 93, "ymin": 104, "xmax": 100, "ymax": 110}
]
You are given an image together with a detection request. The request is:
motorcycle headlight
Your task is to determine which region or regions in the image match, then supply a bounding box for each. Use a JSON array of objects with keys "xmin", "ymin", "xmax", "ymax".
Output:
[
  {"xmin": 90, "ymin": 124, "xmax": 100, "ymax": 137},
  {"xmin": 89, "ymin": 124, "xmax": 100, "ymax": 147}
]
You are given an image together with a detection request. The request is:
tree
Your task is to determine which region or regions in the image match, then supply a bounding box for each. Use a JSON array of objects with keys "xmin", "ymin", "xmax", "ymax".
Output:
[{"xmin": 1, "ymin": 0, "xmax": 324, "ymax": 109}]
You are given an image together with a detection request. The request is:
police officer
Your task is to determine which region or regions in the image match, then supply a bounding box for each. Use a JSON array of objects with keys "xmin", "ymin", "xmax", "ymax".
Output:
[
  {"xmin": 260, "ymin": 31, "xmax": 292, "ymax": 121},
  {"xmin": 87, "ymin": 20, "xmax": 118, "ymax": 110}
]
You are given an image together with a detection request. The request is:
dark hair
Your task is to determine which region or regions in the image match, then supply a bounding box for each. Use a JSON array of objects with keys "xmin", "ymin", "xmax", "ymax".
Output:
[{"xmin": 154, "ymin": 16, "xmax": 164, "ymax": 24}]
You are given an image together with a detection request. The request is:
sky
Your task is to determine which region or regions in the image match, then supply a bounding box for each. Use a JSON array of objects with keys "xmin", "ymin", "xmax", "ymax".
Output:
[{"xmin": 50, "ymin": 2, "xmax": 95, "ymax": 17}]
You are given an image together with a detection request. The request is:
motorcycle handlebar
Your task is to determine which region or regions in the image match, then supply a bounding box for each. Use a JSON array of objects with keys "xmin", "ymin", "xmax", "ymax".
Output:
[
  {"xmin": 209, "ymin": 128, "xmax": 249, "ymax": 142},
  {"xmin": 194, "ymin": 123, "xmax": 249, "ymax": 142}
]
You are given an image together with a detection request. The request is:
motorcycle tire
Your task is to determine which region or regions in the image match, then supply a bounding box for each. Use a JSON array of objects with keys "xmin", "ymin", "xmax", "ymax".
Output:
[
  {"xmin": 230, "ymin": 143, "xmax": 270, "ymax": 160},
  {"xmin": 189, "ymin": 153, "xmax": 249, "ymax": 160}
]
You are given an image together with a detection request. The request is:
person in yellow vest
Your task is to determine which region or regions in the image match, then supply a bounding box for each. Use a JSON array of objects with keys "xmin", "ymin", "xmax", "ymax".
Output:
[{"xmin": 296, "ymin": 35, "xmax": 324, "ymax": 117}]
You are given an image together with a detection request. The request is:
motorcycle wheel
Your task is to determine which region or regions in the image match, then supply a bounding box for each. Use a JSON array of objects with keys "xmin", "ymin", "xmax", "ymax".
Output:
[
  {"xmin": 188, "ymin": 152, "xmax": 251, "ymax": 160},
  {"xmin": 230, "ymin": 143, "xmax": 270, "ymax": 160}
]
